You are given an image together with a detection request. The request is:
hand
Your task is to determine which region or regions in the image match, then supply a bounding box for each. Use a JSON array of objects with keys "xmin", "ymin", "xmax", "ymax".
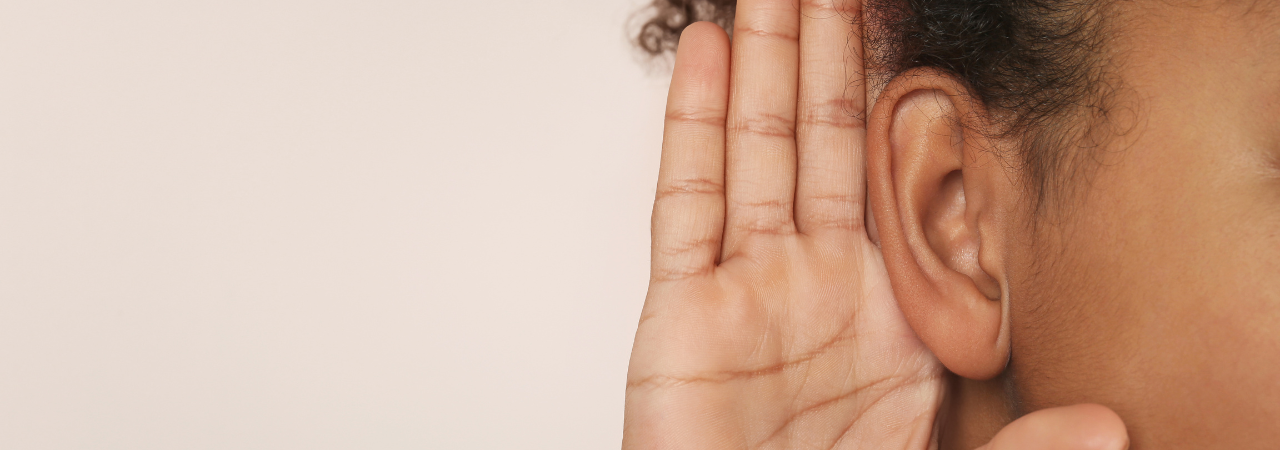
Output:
[
  {"xmin": 623, "ymin": 0, "xmax": 944, "ymax": 447},
  {"xmin": 622, "ymin": 0, "xmax": 1130, "ymax": 448},
  {"xmin": 979, "ymin": 404, "xmax": 1128, "ymax": 450}
]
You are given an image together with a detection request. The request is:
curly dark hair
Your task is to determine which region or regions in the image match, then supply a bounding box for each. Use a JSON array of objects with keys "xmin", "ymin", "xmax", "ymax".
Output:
[{"xmin": 635, "ymin": 0, "xmax": 1119, "ymax": 211}]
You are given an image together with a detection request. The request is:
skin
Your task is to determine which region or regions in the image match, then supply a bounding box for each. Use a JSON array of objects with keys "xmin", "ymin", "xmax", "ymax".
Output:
[
  {"xmin": 625, "ymin": 0, "xmax": 1277, "ymax": 448},
  {"xmin": 623, "ymin": 1, "xmax": 947, "ymax": 446},
  {"xmin": 998, "ymin": 1, "xmax": 1280, "ymax": 447},
  {"xmin": 623, "ymin": 0, "xmax": 1123, "ymax": 447},
  {"xmin": 866, "ymin": 0, "xmax": 1280, "ymax": 448}
]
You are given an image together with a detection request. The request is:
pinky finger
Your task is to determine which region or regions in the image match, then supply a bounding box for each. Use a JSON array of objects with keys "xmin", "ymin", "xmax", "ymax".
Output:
[{"xmin": 650, "ymin": 22, "xmax": 730, "ymax": 283}]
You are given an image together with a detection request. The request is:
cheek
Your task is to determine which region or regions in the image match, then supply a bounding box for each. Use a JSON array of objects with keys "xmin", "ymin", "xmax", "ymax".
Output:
[
  {"xmin": 1001, "ymin": 6, "xmax": 1280, "ymax": 447},
  {"xmin": 1002, "ymin": 131, "xmax": 1280, "ymax": 449},
  {"xmin": 1003, "ymin": 203, "xmax": 1142, "ymax": 413}
]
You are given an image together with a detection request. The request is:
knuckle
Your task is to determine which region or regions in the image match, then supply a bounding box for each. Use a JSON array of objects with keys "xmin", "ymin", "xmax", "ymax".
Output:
[
  {"xmin": 734, "ymin": 25, "xmax": 799, "ymax": 43},
  {"xmin": 731, "ymin": 197, "xmax": 793, "ymax": 213},
  {"xmin": 665, "ymin": 108, "xmax": 726, "ymax": 128},
  {"xmin": 797, "ymin": 194, "xmax": 865, "ymax": 231},
  {"xmin": 729, "ymin": 112, "xmax": 796, "ymax": 139},
  {"xmin": 649, "ymin": 264, "xmax": 714, "ymax": 283},
  {"xmin": 728, "ymin": 198, "xmax": 796, "ymax": 234},
  {"xmin": 799, "ymin": 0, "xmax": 859, "ymax": 16},
  {"xmin": 800, "ymin": 213, "xmax": 862, "ymax": 232},
  {"xmin": 804, "ymin": 192, "xmax": 861, "ymax": 208},
  {"xmin": 655, "ymin": 177, "xmax": 724, "ymax": 201},
  {"xmin": 654, "ymin": 235, "xmax": 719, "ymax": 258},
  {"xmin": 798, "ymin": 98, "xmax": 865, "ymax": 131}
]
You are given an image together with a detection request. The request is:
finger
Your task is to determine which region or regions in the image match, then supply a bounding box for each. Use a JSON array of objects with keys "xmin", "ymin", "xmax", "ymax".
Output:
[
  {"xmin": 651, "ymin": 22, "xmax": 731, "ymax": 283},
  {"xmin": 721, "ymin": 0, "xmax": 802, "ymax": 257},
  {"xmin": 794, "ymin": 0, "xmax": 866, "ymax": 233},
  {"xmin": 979, "ymin": 404, "xmax": 1129, "ymax": 450}
]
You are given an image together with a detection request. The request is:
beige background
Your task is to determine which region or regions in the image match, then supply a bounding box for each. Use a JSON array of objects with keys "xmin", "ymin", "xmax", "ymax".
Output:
[{"xmin": 0, "ymin": 1, "xmax": 667, "ymax": 448}]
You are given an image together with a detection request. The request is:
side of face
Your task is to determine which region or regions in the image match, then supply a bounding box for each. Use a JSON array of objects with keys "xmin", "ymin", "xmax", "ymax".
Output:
[
  {"xmin": 1005, "ymin": 2, "xmax": 1280, "ymax": 447},
  {"xmin": 866, "ymin": 1, "xmax": 1280, "ymax": 448}
]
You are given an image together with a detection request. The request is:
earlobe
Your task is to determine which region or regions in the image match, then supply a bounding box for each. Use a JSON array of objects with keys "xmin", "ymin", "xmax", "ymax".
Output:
[{"xmin": 866, "ymin": 69, "xmax": 1013, "ymax": 380}]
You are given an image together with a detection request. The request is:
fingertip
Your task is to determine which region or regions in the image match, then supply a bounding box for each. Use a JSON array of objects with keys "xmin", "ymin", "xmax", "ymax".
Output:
[
  {"xmin": 1065, "ymin": 404, "xmax": 1129, "ymax": 450},
  {"xmin": 675, "ymin": 22, "xmax": 729, "ymax": 64},
  {"xmin": 983, "ymin": 404, "xmax": 1128, "ymax": 450},
  {"xmin": 680, "ymin": 21, "xmax": 728, "ymax": 45},
  {"xmin": 669, "ymin": 21, "xmax": 730, "ymax": 111}
]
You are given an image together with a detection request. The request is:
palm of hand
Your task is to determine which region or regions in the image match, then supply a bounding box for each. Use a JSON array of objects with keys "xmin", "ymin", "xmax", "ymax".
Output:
[
  {"xmin": 627, "ymin": 231, "xmax": 943, "ymax": 449},
  {"xmin": 623, "ymin": 1, "xmax": 943, "ymax": 447}
]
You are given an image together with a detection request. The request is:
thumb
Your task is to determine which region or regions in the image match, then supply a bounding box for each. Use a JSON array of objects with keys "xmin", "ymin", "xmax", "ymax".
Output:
[{"xmin": 977, "ymin": 404, "xmax": 1128, "ymax": 450}]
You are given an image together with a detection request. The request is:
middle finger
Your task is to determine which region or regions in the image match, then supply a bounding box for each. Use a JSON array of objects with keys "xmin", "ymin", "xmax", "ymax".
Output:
[{"xmin": 722, "ymin": 0, "xmax": 802, "ymax": 258}]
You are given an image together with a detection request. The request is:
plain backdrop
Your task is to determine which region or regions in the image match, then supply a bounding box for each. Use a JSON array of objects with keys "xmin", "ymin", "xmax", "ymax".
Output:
[{"xmin": 0, "ymin": 1, "xmax": 668, "ymax": 448}]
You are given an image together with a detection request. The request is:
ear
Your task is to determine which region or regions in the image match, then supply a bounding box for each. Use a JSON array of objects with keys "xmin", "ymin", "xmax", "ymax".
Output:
[{"xmin": 866, "ymin": 69, "xmax": 1018, "ymax": 380}]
